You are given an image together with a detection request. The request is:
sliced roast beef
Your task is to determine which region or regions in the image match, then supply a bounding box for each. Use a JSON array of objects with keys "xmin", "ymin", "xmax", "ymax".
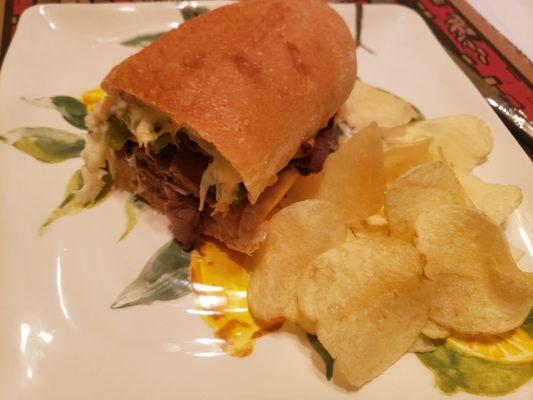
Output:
[
  {"xmin": 294, "ymin": 118, "xmax": 337, "ymax": 175},
  {"xmin": 112, "ymin": 119, "xmax": 339, "ymax": 251},
  {"xmin": 135, "ymin": 143, "xmax": 209, "ymax": 197},
  {"xmin": 115, "ymin": 140, "xmax": 210, "ymax": 250},
  {"xmin": 165, "ymin": 195, "xmax": 204, "ymax": 251}
]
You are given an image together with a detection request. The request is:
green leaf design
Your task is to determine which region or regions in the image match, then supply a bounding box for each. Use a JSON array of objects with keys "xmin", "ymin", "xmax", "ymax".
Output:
[
  {"xmin": 355, "ymin": 5, "xmax": 374, "ymax": 54},
  {"xmin": 23, "ymin": 96, "xmax": 88, "ymax": 130},
  {"xmin": 355, "ymin": 4, "xmax": 363, "ymax": 48},
  {"xmin": 0, "ymin": 127, "xmax": 85, "ymax": 163},
  {"xmin": 418, "ymin": 343, "xmax": 532, "ymax": 396},
  {"xmin": 522, "ymin": 310, "xmax": 533, "ymax": 337},
  {"xmin": 121, "ymin": 32, "xmax": 166, "ymax": 47},
  {"xmin": 418, "ymin": 311, "xmax": 533, "ymax": 396},
  {"xmin": 181, "ymin": 5, "xmax": 209, "ymax": 21},
  {"xmin": 118, "ymin": 195, "xmax": 147, "ymax": 241},
  {"xmin": 111, "ymin": 240, "xmax": 191, "ymax": 309},
  {"xmin": 307, "ymin": 333, "xmax": 335, "ymax": 380},
  {"xmin": 39, "ymin": 168, "xmax": 112, "ymax": 233},
  {"xmin": 120, "ymin": 5, "xmax": 209, "ymax": 48}
]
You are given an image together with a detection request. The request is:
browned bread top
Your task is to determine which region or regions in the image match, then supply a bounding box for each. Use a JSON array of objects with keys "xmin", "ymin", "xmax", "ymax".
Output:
[{"xmin": 103, "ymin": 0, "xmax": 356, "ymax": 202}]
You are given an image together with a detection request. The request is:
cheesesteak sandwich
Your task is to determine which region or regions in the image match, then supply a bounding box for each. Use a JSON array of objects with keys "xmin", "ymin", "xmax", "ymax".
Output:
[{"xmin": 80, "ymin": 0, "xmax": 356, "ymax": 253}]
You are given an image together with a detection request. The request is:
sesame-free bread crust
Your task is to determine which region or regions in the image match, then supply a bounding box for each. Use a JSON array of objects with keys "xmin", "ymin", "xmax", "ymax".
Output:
[{"xmin": 103, "ymin": 0, "xmax": 356, "ymax": 202}]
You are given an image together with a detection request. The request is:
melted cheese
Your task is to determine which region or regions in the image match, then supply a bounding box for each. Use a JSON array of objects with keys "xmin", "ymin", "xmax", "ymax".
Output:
[
  {"xmin": 83, "ymin": 94, "xmax": 243, "ymax": 210},
  {"xmin": 111, "ymin": 97, "xmax": 177, "ymax": 146},
  {"xmin": 199, "ymin": 155, "xmax": 241, "ymax": 213}
]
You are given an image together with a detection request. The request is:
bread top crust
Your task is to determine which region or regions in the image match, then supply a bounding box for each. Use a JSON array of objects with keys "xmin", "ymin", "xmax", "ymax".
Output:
[{"xmin": 103, "ymin": 0, "xmax": 356, "ymax": 202}]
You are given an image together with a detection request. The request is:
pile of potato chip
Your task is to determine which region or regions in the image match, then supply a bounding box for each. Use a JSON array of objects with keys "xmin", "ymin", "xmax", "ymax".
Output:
[{"xmin": 247, "ymin": 80, "xmax": 533, "ymax": 388}]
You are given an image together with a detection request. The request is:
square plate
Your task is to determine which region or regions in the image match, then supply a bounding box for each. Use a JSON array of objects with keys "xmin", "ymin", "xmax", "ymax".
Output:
[{"xmin": 0, "ymin": 2, "xmax": 531, "ymax": 399}]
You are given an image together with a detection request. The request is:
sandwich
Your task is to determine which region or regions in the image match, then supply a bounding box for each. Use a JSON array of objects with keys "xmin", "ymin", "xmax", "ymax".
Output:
[{"xmin": 80, "ymin": 0, "xmax": 356, "ymax": 253}]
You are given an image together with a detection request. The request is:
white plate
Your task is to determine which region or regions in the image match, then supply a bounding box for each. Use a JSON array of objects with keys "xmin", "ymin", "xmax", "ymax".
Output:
[{"xmin": 0, "ymin": 2, "xmax": 531, "ymax": 399}]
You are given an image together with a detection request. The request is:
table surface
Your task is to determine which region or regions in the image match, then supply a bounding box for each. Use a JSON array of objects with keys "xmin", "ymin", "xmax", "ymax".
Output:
[{"xmin": 466, "ymin": 0, "xmax": 532, "ymax": 61}]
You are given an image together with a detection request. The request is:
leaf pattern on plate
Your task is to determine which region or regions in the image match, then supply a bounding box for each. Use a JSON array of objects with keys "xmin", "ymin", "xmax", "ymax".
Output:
[
  {"xmin": 111, "ymin": 240, "xmax": 191, "ymax": 309},
  {"xmin": 121, "ymin": 32, "xmax": 167, "ymax": 47},
  {"xmin": 120, "ymin": 5, "xmax": 210, "ymax": 47},
  {"xmin": 39, "ymin": 168, "xmax": 112, "ymax": 233},
  {"xmin": 355, "ymin": 5, "xmax": 375, "ymax": 55},
  {"xmin": 418, "ymin": 343, "xmax": 533, "ymax": 395},
  {"xmin": 307, "ymin": 333, "xmax": 335, "ymax": 380},
  {"xmin": 181, "ymin": 5, "xmax": 210, "ymax": 20},
  {"xmin": 418, "ymin": 312, "xmax": 533, "ymax": 395},
  {"xmin": 23, "ymin": 96, "xmax": 88, "ymax": 130},
  {"xmin": 118, "ymin": 195, "xmax": 148, "ymax": 241},
  {"xmin": 0, "ymin": 127, "xmax": 85, "ymax": 163}
]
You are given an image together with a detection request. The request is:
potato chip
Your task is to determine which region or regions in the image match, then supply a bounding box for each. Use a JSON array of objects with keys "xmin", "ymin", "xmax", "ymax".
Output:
[
  {"xmin": 383, "ymin": 138, "xmax": 433, "ymax": 185},
  {"xmin": 527, "ymin": 272, "xmax": 533, "ymax": 289},
  {"xmin": 415, "ymin": 204, "xmax": 533, "ymax": 334},
  {"xmin": 422, "ymin": 320, "xmax": 450, "ymax": 339},
  {"xmin": 345, "ymin": 228, "xmax": 357, "ymax": 242},
  {"xmin": 352, "ymin": 214, "xmax": 389, "ymax": 238},
  {"xmin": 338, "ymin": 80, "xmax": 421, "ymax": 130},
  {"xmin": 247, "ymin": 200, "xmax": 345, "ymax": 325},
  {"xmin": 409, "ymin": 336, "xmax": 436, "ymax": 353},
  {"xmin": 510, "ymin": 245, "xmax": 526, "ymax": 263},
  {"xmin": 454, "ymin": 169, "xmax": 522, "ymax": 225},
  {"xmin": 385, "ymin": 161, "xmax": 472, "ymax": 242},
  {"xmin": 286, "ymin": 124, "xmax": 385, "ymax": 228},
  {"xmin": 398, "ymin": 115, "xmax": 493, "ymax": 170},
  {"xmin": 379, "ymin": 125, "xmax": 410, "ymax": 144},
  {"xmin": 298, "ymin": 237, "xmax": 430, "ymax": 387}
]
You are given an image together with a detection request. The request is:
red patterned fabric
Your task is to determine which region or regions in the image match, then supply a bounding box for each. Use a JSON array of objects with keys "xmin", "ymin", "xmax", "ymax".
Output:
[
  {"xmin": 12, "ymin": 0, "xmax": 33, "ymax": 37},
  {"xmin": 419, "ymin": 0, "xmax": 532, "ymax": 123}
]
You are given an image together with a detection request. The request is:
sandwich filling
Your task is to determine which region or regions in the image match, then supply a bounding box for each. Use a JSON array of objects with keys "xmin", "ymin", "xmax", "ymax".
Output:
[{"xmin": 81, "ymin": 93, "xmax": 339, "ymax": 252}]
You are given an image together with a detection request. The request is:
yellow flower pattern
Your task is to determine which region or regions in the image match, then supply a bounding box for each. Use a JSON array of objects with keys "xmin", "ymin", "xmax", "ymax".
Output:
[
  {"xmin": 190, "ymin": 242, "xmax": 271, "ymax": 357},
  {"xmin": 80, "ymin": 88, "xmax": 106, "ymax": 112}
]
